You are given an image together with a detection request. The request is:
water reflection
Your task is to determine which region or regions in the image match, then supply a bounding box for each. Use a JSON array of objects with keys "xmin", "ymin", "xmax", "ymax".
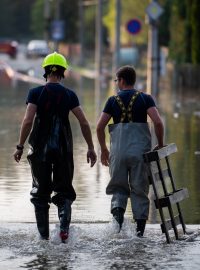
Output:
[{"xmin": 0, "ymin": 71, "xmax": 200, "ymax": 224}]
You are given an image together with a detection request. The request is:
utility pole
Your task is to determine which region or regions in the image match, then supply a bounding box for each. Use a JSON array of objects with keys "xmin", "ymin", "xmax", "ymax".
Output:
[
  {"xmin": 95, "ymin": 0, "xmax": 103, "ymax": 118},
  {"xmin": 95, "ymin": 0, "xmax": 103, "ymax": 80},
  {"xmin": 113, "ymin": 0, "xmax": 121, "ymax": 73},
  {"xmin": 44, "ymin": 0, "xmax": 51, "ymax": 43},
  {"xmin": 94, "ymin": 0, "xmax": 103, "ymax": 180},
  {"xmin": 146, "ymin": 19, "xmax": 158, "ymax": 97},
  {"xmin": 54, "ymin": 0, "xmax": 61, "ymax": 51},
  {"xmin": 146, "ymin": 1, "xmax": 164, "ymax": 138},
  {"xmin": 79, "ymin": 0, "xmax": 84, "ymax": 66},
  {"xmin": 146, "ymin": 0, "xmax": 163, "ymax": 98}
]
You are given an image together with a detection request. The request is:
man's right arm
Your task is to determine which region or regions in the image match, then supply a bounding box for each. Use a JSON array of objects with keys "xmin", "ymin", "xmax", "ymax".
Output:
[
  {"xmin": 13, "ymin": 103, "xmax": 37, "ymax": 162},
  {"xmin": 147, "ymin": 107, "xmax": 164, "ymax": 149}
]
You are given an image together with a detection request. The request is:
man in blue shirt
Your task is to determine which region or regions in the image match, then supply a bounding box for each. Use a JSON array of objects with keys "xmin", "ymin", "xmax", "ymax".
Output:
[
  {"xmin": 13, "ymin": 52, "xmax": 97, "ymax": 242},
  {"xmin": 97, "ymin": 65, "xmax": 164, "ymax": 236}
]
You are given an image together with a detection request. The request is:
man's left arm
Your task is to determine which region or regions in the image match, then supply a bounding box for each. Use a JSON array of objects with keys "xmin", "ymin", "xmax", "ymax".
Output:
[
  {"xmin": 147, "ymin": 106, "xmax": 164, "ymax": 149},
  {"xmin": 72, "ymin": 106, "xmax": 97, "ymax": 167}
]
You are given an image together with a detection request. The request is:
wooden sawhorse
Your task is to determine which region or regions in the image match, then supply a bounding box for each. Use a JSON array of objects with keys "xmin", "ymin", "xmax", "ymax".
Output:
[{"xmin": 143, "ymin": 143, "xmax": 189, "ymax": 243}]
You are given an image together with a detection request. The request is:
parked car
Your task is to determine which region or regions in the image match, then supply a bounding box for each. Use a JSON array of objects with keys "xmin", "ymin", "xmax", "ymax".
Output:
[
  {"xmin": 0, "ymin": 39, "xmax": 18, "ymax": 59},
  {"xmin": 26, "ymin": 40, "xmax": 50, "ymax": 58}
]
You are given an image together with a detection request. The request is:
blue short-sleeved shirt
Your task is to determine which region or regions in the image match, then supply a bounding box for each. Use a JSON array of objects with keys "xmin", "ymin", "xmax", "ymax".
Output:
[
  {"xmin": 103, "ymin": 89, "xmax": 156, "ymax": 123},
  {"xmin": 26, "ymin": 83, "xmax": 80, "ymax": 119}
]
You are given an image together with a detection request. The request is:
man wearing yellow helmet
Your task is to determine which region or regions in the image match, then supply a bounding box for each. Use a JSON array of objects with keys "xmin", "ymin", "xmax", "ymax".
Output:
[
  {"xmin": 42, "ymin": 51, "xmax": 68, "ymax": 80},
  {"xmin": 13, "ymin": 52, "xmax": 97, "ymax": 243}
]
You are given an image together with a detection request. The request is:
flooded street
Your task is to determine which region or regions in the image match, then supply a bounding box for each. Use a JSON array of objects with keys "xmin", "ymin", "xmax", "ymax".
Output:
[
  {"xmin": 0, "ymin": 57, "xmax": 200, "ymax": 269},
  {"xmin": 0, "ymin": 222, "xmax": 200, "ymax": 269}
]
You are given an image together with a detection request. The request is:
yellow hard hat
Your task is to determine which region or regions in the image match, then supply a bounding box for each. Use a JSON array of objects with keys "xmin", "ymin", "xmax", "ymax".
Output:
[{"xmin": 42, "ymin": 52, "xmax": 69, "ymax": 69}]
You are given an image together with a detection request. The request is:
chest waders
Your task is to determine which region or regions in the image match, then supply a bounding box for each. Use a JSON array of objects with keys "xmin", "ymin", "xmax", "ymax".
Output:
[
  {"xmin": 107, "ymin": 92, "xmax": 151, "ymax": 233},
  {"xmin": 27, "ymin": 86, "xmax": 75, "ymax": 240}
]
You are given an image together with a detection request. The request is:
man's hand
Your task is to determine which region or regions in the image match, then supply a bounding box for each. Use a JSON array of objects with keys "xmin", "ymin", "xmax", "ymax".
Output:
[
  {"xmin": 153, "ymin": 144, "xmax": 166, "ymax": 151},
  {"xmin": 101, "ymin": 148, "xmax": 110, "ymax": 166},
  {"xmin": 87, "ymin": 149, "xmax": 97, "ymax": 167},
  {"xmin": 13, "ymin": 149, "xmax": 23, "ymax": 162}
]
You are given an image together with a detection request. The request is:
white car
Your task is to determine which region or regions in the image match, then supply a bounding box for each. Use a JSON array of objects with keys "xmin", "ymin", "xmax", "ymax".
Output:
[{"xmin": 26, "ymin": 40, "xmax": 49, "ymax": 58}]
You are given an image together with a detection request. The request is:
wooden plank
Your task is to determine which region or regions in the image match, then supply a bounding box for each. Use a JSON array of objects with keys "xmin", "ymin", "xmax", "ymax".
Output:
[
  {"xmin": 161, "ymin": 215, "xmax": 180, "ymax": 233},
  {"xmin": 154, "ymin": 188, "xmax": 189, "ymax": 208},
  {"xmin": 150, "ymin": 161, "xmax": 159, "ymax": 174},
  {"xmin": 143, "ymin": 143, "xmax": 177, "ymax": 162},
  {"xmin": 157, "ymin": 143, "xmax": 178, "ymax": 159},
  {"xmin": 154, "ymin": 168, "xmax": 169, "ymax": 182},
  {"xmin": 169, "ymin": 188, "xmax": 189, "ymax": 204}
]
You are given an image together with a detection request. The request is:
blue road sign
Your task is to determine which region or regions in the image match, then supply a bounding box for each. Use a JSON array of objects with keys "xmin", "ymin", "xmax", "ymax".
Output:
[
  {"xmin": 51, "ymin": 20, "xmax": 65, "ymax": 41},
  {"xmin": 126, "ymin": 19, "xmax": 142, "ymax": 35}
]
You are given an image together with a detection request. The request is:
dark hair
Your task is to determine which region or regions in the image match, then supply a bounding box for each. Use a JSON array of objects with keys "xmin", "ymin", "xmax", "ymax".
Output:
[
  {"xmin": 116, "ymin": 65, "xmax": 136, "ymax": 85},
  {"xmin": 43, "ymin": 65, "xmax": 65, "ymax": 80}
]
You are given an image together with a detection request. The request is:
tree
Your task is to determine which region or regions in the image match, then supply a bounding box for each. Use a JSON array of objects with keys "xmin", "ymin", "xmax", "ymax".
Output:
[
  {"xmin": 31, "ymin": 0, "xmax": 45, "ymax": 39},
  {"xmin": 191, "ymin": 0, "xmax": 200, "ymax": 64},
  {"xmin": 0, "ymin": 0, "xmax": 34, "ymax": 40},
  {"xmin": 168, "ymin": 0, "xmax": 187, "ymax": 63},
  {"xmin": 184, "ymin": 0, "xmax": 192, "ymax": 63},
  {"xmin": 30, "ymin": 0, "xmax": 79, "ymax": 42},
  {"xmin": 158, "ymin": 0, "xmax": 172, "ymax": 47}
]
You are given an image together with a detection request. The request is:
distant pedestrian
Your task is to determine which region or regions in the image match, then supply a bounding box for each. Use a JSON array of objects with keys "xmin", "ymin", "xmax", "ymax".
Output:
[
  {"xmin": 13, "ymin": 52, "xmax": 97, "ymax": 242},
  {"xmin": 96, "ymin": 65, "xmax": 164, "ymax": 236}
]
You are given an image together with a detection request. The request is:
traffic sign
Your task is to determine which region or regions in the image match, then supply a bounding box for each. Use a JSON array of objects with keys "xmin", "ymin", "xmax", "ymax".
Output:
[
  {"xmin": 51, "ymin": 20, "xmax": 65, "ymax": 41},
  {"xmin": 126, "ymin": 19, "xmax": 142, "ymax": 35},
  {"xmin": 146, "ymin": 2, "xmax": 164, "ymax": 21}
]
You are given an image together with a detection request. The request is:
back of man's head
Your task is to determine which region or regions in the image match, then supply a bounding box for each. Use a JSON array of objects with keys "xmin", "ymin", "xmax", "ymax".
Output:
[{"xmin": 116, "ymin": 65, "xmax": 136, "ymax": 86}]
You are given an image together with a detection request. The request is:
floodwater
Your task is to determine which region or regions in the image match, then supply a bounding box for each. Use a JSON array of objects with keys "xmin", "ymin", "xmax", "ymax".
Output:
[
  {"xmin": 0, "ymin": 222, "xmax": 200, "ymax": 270},
  {"xmin": 0, "ymin": 58, "xmax": 200, "ymax": 269}
]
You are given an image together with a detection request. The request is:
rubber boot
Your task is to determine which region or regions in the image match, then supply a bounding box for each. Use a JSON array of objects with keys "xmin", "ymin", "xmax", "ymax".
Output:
[
  {"xmin": 135, "ymin": 219, "xmax": 146, "ymax": 237},
  {"xmin": 58, "ymin": 199, "xmax": 72, "ymax": 243},
  {"xmin": 34, "ymin": 205, "xmax": 50, "ymax": 240},
  {"xmin": 112, "ymin": 207, "xmax": 125, "ymax": 232}
]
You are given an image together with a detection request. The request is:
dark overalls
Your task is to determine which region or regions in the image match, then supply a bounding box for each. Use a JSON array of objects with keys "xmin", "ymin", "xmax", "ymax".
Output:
[
  {"xmin": 27, "ymin": 85, "xmax": 76, "ymax": 239},
  {"xmin": 106, "ymin": 92, "xmax": 151, "ymax": 221}
]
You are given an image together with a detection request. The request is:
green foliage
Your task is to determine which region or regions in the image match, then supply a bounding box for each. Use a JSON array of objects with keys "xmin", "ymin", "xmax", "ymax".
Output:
[
  {"xmin": 31, "ymin": 0, "xmax": 45, "ymax": 39},
  {"xmin": 83, "ymin": 5, "xmax": 96, "ymax": 49},
  {"xmin": 168, "ymin": 0, "xmax": 200, "ymax": 64},
  {"xmin": 31, "ymin": 0, "xmax": 79, "ymax": 42},
  {"xmin": 158, "ymin": 0, "xmax": 171, "ymax": 47},
  {"xmin": 0, "ymin": 0, "xmax": 34, "ymax": 40},
  {"xmin": 168, "ymin": 1, "xmax": 187, "ymax": 63},
  {"xmin": 184, "ymin": 0, "xmax": 192, "ymax": 63},
  {"xmin": 191, "ymin": 0, "xmax": 200, "ymax": 64},
  {"xmin": 62, "ymin": 0, "xmax": 79, "ymax": 42}
]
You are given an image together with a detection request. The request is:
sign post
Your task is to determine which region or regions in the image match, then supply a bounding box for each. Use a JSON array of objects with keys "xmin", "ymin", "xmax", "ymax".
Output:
[{"xmin": 146, "ymin": 1, "xmax": 164, "ymax": 97}]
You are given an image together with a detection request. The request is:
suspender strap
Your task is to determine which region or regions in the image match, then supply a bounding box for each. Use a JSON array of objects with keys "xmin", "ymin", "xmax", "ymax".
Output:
[
  {"xmin": 115, "ymin": 95, "xmax": 126, "ymax": 123},
  {"xmin": 115, "ymin": 91, "xmax": 140, "ymax": 122}
]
